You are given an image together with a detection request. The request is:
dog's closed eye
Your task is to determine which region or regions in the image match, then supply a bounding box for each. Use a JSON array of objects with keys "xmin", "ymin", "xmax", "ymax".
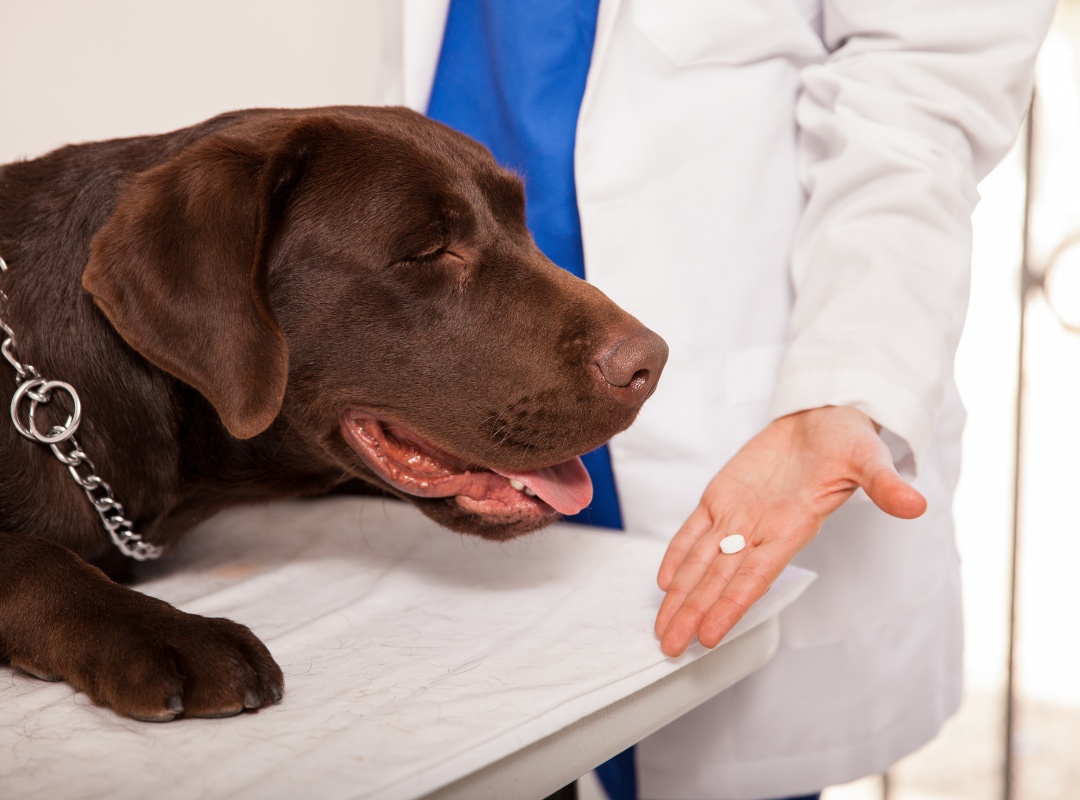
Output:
[{"xmin": 400, "ymin": 246, "xmax": 459, "ymax": 264}]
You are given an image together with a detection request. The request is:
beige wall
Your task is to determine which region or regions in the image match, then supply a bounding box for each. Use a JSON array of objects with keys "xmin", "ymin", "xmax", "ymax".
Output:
[{"xmin": 0, "ymin": 0, "xmax": 396, "ymax": 163}]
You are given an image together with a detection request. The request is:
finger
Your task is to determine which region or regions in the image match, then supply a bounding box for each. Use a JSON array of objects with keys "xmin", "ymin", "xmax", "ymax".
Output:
[
  {"xmin": 867, "ymin": 466, "xmax": 926, "ymax": 518},
  {"xmin": 655, "ymin": 531, "xmax": 726, "ymax": 636},
  {"xmin": 662, "ymin": 520, "xmax": 810, "ymax": 656},
  {"xmin": 854, "ymin": 441, "xmax": 927, "ymax": 519},
  {"xmin": 656, "ymin": 503, "xmax": 714, "ymax": 591},
  {"xmin": 654, "ymin": 521, "xmax": 745, "ymax": 637},
  {"xmin": 696, "ymin": 549, "xmax": 786, "ymax": 648},
  {"xmin": 657, "ymin": 548, "xmax": 747, "ymax": 656}
]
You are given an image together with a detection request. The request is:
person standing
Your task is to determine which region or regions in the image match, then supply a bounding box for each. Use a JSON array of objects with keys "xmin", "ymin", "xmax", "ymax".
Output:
[{"xmin": 367, "ymin": 1, "xmax": 1054, "ymax": 797}]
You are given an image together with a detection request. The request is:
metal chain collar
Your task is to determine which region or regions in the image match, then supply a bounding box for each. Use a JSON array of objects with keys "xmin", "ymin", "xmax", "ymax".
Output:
[{"xmin": 0, "ymin": 255, "xmax": 162, "ymax": 560}]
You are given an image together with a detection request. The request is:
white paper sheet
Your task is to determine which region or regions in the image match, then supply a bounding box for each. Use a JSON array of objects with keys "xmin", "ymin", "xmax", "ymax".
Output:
[{"xmin": 0, "ymin": 497, "xmax": 814, "ymax": 799}]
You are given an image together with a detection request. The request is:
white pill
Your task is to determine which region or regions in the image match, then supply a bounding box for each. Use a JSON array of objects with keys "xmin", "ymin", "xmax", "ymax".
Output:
[{"xmin": 719, "ymin": 534, "xmax": 746, "ymax": 555}]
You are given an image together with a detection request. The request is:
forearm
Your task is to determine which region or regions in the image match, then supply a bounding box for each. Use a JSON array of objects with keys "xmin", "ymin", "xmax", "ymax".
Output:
[{"xmin": 772, "ymin": 0, "xmax": 1054, "ymax": 465}]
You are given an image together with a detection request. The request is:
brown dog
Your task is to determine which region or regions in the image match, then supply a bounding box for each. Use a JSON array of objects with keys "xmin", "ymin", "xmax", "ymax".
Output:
[{"xmin": 0, "ymin": 107, "xmax": 666, "ymax": 721}]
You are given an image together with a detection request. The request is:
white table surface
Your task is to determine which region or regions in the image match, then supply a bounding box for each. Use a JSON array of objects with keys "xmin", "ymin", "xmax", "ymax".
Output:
[{"xmin": 0, "ymin": 497, "xmax": 814, "ymax": 800}]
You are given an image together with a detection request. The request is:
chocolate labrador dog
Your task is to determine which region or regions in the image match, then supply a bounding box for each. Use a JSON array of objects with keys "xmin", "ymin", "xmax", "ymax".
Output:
[{"xmin": 0, "ymin": 107, "xmax": 666, "ymax": 721}]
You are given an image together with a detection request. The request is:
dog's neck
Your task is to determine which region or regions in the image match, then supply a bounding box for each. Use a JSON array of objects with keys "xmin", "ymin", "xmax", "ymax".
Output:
[{"xmin": 1, "ymin": 254, "xmax": 166, "ymax": 560}]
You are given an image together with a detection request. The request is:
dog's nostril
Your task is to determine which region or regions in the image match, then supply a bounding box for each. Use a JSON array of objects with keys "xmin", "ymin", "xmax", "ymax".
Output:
[
  {"xmin": 595, "ymin": 328, "xmax": 668, "ymax": 403},
  {"xmin": 627, "ymin": 368, "xmax": 651, "ymax": 390}
]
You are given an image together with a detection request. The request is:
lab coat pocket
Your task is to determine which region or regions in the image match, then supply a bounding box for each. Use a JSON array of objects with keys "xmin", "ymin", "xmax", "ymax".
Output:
[{"xmin": 629, "ymin": 0, "xmax": 824, "ymax": 67}]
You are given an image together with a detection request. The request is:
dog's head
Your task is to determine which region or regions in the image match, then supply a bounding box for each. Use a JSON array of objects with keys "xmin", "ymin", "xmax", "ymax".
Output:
[{"xmin": 83, "ymin": 107, "xmax": 666, "ymax": 539}]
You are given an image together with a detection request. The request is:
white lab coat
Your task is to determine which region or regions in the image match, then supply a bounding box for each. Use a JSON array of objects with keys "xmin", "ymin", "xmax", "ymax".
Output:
[{"xmin": 364, "ymin": 1, "xmax": 1053, "ymax": 796}]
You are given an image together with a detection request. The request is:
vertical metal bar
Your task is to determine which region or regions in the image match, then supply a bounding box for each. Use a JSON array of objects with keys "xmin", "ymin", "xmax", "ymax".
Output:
[{"xmin": 1004, "ymin": 93, "xmax": 1038, "ymax": 800}]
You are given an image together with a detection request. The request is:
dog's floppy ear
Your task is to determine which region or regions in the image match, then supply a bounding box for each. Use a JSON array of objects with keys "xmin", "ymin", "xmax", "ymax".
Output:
[{"xmin": 84, "ymin": 121, "xmax": 312, "ymax": 440}]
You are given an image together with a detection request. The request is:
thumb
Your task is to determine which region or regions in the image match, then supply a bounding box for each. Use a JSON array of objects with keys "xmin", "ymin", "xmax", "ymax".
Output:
[{"xmin": 857, "ymin": 442, "xmax": 927, "ymax": 520}]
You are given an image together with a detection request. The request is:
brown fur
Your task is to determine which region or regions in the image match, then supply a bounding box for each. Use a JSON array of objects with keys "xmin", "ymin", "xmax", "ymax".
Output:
[{"xmin": 0, "ymin": 106, "xmax": 665, "ymax": 720}]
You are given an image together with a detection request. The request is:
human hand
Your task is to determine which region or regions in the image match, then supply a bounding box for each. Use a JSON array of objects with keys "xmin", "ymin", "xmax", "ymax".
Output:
[{"xmin": 654, "ymin": 405, "xmax": 927, "ymax": 657}]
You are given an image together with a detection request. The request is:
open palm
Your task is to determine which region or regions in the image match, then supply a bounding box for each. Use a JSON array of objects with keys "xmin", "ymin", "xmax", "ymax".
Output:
[{"xmin": 654, "ymin": 405, "xmax": 927, "ymax": 657}]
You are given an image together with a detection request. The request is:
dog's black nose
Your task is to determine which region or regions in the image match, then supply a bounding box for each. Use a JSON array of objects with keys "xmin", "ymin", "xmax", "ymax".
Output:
[{"xmin": 594, "ymin": 326, "xmax": 668, "ymax": 406}]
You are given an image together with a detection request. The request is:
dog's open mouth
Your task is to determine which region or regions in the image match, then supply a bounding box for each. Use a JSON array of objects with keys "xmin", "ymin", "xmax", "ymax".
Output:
[{"xmin": 340, "ymin": 410, "xmax": 593, "ymax": 521}]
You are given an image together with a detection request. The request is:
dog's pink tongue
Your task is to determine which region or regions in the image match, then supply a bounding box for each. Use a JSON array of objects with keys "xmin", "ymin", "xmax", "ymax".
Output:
[{"xmin": 494, "ymin": 457, "xmax": 593, "ymax": 516}]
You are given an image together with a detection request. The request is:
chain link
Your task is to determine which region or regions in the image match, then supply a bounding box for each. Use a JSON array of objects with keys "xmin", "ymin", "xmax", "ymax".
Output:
[{"xmin": 0, "ymin": 255, "xmax": 162, "ymax": 560}]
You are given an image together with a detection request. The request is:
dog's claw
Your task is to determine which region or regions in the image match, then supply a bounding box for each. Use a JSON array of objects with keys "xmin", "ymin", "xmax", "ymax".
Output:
[
  {"xmin": 191, "ymin": 705, "xmax": 245, "ymax": 719},
  {"xmin": 130, "ymin": 705, "xmax": 182, "ymax": 723},
  {"xmin": 19, "ymin": 666, "xmax": 62, "ymax": 682},
  {"xmin": 128, "ymin": 694, "xmax": 184, "ymax": 722},
  {"xmin": 243, "ymin": 689, "xmax": 261, "ymax": 710}
]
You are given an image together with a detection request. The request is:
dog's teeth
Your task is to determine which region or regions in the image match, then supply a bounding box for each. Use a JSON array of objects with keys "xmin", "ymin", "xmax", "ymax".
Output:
[
  {"xmin": 509, "ymin": 479, "xmax": 526, "ymax": 491},
  {"xmin": 524, "ymin": 487, "xmax": 536, "ymax": 497}
]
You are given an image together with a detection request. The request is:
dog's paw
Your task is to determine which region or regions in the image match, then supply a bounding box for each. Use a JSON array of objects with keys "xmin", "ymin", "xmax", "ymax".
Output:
[
  {"xmin": 58, "ymin": 604, "xmax": 284, "ymax": 722},
  {"xmin": 1, "ymin": 536, "xmax": 285, "ymax": 721},
  {"xmin": 114, "ymin": 612, "xmax": 283, "ymax": 722},
  {"xmin": 126, "ymin": 614, "xmax": 282, "ymax": 722}
]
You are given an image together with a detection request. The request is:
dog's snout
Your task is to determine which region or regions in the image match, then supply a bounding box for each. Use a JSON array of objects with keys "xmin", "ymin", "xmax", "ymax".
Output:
[{"xmin": 594, "ymin": 327, "xmax": 668, "ymax": 405}]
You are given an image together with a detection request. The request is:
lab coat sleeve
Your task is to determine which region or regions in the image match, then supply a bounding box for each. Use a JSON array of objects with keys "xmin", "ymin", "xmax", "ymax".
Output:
[{"xmin": 768, "ymin": 0, "xmax": 1054, "ymax": 470}]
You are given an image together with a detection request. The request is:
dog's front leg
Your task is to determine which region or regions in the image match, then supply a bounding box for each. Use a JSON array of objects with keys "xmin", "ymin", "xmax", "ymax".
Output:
[{"xmin": 0, "ymin": 532, "xmax": 283, "ymax": 721}]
